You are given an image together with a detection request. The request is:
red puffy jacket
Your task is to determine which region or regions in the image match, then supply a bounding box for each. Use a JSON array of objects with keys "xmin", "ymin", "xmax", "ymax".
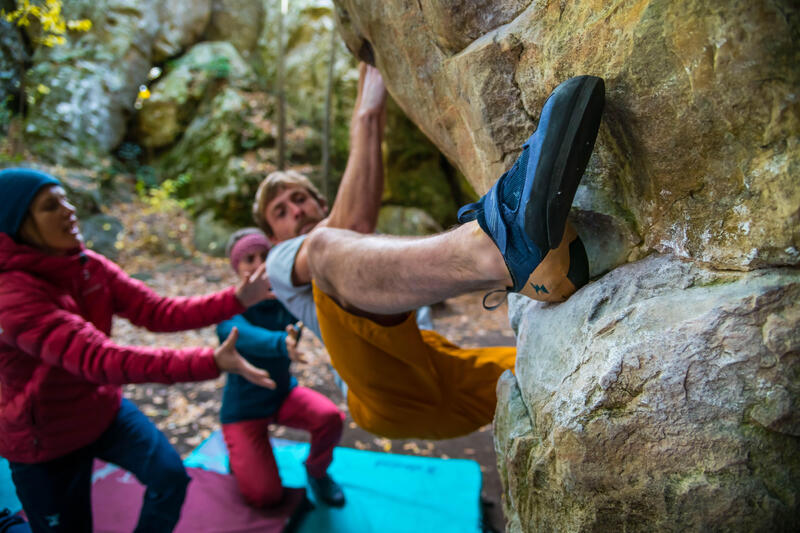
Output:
[{"xmin": 0, "ymin": 234, "xmax": 245, "ymax": 463}]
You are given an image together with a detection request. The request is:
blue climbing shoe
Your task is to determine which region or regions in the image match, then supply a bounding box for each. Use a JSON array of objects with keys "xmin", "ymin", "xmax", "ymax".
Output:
[{"xmin": 458, "ymin": 75, "xmax": 604, "ymax": 302}]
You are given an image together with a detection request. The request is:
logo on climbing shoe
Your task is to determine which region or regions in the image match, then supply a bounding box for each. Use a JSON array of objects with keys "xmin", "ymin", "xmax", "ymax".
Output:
[{"xmin": 529, "ymin": 283, "xmax": 549, "ymax": 294}]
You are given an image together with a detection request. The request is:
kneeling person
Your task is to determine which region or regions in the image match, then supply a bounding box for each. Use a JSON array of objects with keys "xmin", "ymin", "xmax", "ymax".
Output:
[{"xmin": 219, "ymin": 229, "xmax": 346, "ymax": 507}]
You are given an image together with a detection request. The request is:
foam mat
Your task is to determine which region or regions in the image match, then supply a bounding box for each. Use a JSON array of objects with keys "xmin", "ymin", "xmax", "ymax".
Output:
[{"xmin": 185, "ymin": 430, "xmax": 483, "ymax": 533}]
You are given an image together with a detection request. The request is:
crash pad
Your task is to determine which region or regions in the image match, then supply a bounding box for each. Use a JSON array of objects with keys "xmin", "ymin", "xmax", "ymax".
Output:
[{"xmin": 185, "ymin": 430, "xmax": 483, "ymax": 533}]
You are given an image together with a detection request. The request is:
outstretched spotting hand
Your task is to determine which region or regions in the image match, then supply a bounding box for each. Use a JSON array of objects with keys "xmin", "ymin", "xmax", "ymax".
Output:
[
  {"xmin": 285, "ymin": 322, "xmax": 307, "ymax": 364},
  {"xmin": 235, "ymin": 262, "xmax": 275, "ymax": 307},
  {"xmin": 215, "ymin": 327, "xmax": 276, "ymax": 389}
]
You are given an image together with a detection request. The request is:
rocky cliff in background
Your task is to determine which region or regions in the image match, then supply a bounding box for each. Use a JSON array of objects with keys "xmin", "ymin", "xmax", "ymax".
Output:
[
  {"xmin": 332, "ymin": 0, "xmax": 799, "ymax": 530},
  {"xmin": 6, "ymin": 0, "xmax": 469, "ymax": 250}
]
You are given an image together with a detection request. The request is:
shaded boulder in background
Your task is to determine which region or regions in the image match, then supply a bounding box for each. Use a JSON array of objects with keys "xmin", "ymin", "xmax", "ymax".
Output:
[
  {"xmin": 81, "ymin": 213, "xmax": 124, "ymax": 260},
  {"xmin": 154, "ymin": 86, "xmax": 248, "ymax": 210},
  {"xmin": 22, "ymin": 0, "xmax": 161, "ymax": 165},
  {"xmin": 205, "ymin": 0, "xmax": 265, "ymax": 59},
  {"xmin": 0, "ymin": 14, "xmax": 28, "ymax": 132},
  {"xmin": 152, "ymin": 0, "xmax": 212, "ymax": 62},
  {"xmin": 192, "ymin": 209, "xmax": 238, "ymax": 257},
  {"xmin": 376, "ymin": 205, "xmax": 443, "ymax": 237},
  {"xmin": 9, "ymin": 0, "xmax": 461, "ymax": 238},
  {"xmin": 136, "ymin": 41, "xmax": 256, "ymax": 149},
  {"xmin": 384, "ymin": 98, "xmax": 475, "ymax": 229}
]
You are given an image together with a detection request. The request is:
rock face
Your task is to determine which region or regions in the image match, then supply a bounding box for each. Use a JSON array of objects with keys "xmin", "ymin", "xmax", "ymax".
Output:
[
  {"xmin": 19, "ymin": 0, "xmax": 263, "ymax": 165},
  {"xmin": 23, "ymin": 0, "xmax": 162, "ymax": 164},
  {"xmin": 152, "ymin": 0, "xmax": 212, "ymax": 62},
  {"xmin": 204, "ymin": 0, "xmax": 265, "ymax": 58},
  {"xmin": 333, "ymin": 0, "xmax": 799, "ymax": 529},
  {"xmin": 136, "ymin": 41, "xmax": 256, "ymax": 149},
  {"xmin": 333, "ymin": 0, "xmax": 798, "ymax": 272},
  {"xmin": 497, "ymin": 257, "xmax": 800, "ymax": 531},
  {"xmin": 0, "ymin": 16, "xmax": 28, "ymax": 129}
]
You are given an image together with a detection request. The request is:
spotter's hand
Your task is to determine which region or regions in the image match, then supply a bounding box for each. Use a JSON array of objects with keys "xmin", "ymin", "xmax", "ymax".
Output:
[{"xmin": 215, "ymin": 327, "xmax": 276, "ymax": 389}]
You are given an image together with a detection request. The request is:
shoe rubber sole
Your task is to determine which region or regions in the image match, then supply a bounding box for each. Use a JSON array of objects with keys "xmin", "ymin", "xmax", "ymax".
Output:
[{"xmin": 525, "ymin": 76, "xmax": 605, "ymax": 251}]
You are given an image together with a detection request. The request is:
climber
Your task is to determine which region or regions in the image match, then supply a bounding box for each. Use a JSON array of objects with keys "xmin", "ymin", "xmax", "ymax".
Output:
[{"xmin": 257, "ymin": 63, "xmax": 605, "ymax": 439}]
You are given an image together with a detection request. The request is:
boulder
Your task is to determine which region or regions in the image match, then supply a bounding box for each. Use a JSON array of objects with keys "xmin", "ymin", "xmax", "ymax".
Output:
[
  {"xmin": 384, "ymin": 97, "xmax": 476, "ymax": 228},
  {"xmin": 205, "ymin": 0, "xmax": 265, "ymax": 59},
  {"xmin": 0, "ymin": 17, "xmax": 28, "ymax": 129},
  {"xmin": 136, "ymin": 41, "xmax": 256, "ymax": 149},
  {"xmin": 376, "ymin": 206, "xmax": 443, "ymax": 237},
  {"xmin": 152, "ymin": 0, "xmax": 212, "ymax": 62},
  {"xmin": 23, "ymin": 0, "xmax": 161, "ymax": 165},
  {"xmin": 81, "ymin": 213, "xmax": 124, "ymax": 260},
  {"xmin": 333, "ymin": 0, "xmax": 799, "ymax": 271},
  {"xmin": 332, "ymin": 0, "xmax": 800, "ymax": 529},
  {"xmin": 496, "ymin": 255, "xmax": 800, "ymax": 531},
  {"xmin": 193, "ymin": 209, "xmax": 237, "ymax": 257},
  {"xmin": 154, "ymin": 86, "xmax": 248, "ymax": 207}
]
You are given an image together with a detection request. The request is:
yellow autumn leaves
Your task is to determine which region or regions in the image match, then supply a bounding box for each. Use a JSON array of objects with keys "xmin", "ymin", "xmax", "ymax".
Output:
[{"xmin": 3, "ymin": 0, "xmax": 91, "ymax": 47}]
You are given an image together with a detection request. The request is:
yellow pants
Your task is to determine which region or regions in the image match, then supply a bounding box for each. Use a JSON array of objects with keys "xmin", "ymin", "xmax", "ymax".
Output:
[{"xmin": 313, "ymin": 285, "xmax": 516, "ymax": 440}]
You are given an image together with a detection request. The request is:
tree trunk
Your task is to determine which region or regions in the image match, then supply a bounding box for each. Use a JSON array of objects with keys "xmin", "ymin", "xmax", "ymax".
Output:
[
  {"xmin": 321, "ymin": 25, "xmax": 337, "ymax": 202},
  {"xmin": 276, "ymin": 0, "xmax": 286, "ymax": 170}
]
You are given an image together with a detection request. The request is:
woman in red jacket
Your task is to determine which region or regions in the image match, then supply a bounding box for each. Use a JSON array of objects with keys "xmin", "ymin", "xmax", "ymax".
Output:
[{"xmin": 0, "ymin": 168, "xmax": 276, "ymax": 533}]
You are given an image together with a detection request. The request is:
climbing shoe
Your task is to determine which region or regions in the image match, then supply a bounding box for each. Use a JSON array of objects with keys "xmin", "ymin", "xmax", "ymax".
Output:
[
  {"xmin": 308, "ymin": 472, "xmax": 345, "ymax": 507},
  {"xmin": 457, "ymin": 75, "xmax": 604, "ymax": 303}
]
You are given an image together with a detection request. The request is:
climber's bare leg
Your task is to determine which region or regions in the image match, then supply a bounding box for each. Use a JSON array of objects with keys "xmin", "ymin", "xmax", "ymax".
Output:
[{"xmin": 306, "ymin": 221, "xmax": 512, "ymax": 315}]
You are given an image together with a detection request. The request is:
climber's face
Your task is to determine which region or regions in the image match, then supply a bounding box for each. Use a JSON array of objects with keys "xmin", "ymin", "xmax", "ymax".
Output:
[{"xmin": 263, "ymin": 185, "xmax": 328, "ymax": 243}]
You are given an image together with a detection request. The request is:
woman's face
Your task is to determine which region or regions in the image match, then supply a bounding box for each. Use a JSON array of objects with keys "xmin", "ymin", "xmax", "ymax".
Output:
[
  {"xmin": 19, "ymin": 185, "xmax": 82, "ymax": 254},
  {"xmin": 235, "ymin": 247, "xmax": 268, "ymax": 281}
]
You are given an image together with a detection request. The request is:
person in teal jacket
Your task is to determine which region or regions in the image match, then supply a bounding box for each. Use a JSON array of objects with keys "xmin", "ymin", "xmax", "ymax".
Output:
[{"xmin": 217, "ymin": 228, "xmax": 346, "ymax": 508}]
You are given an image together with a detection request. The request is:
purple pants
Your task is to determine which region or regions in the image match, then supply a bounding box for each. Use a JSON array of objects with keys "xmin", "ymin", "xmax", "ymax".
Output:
[{"xmin": 222, "ymin": 386, "xmax": 344, "ymax": 507}]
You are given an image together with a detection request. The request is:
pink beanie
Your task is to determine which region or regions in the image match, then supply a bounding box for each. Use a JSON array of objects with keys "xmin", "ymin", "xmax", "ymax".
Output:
[{"xmin": 228, "ymin": 231, "xmax": 271, "ymax": 272}]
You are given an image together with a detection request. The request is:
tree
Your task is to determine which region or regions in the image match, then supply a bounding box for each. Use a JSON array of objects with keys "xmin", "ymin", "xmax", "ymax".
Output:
[
  {"xmin": 276, "ymin": 0, "xmax": 287, "ymax": 170},
  {"xmin": 321, "ymin": 20, "xmax": 337, "ymax": 201}
]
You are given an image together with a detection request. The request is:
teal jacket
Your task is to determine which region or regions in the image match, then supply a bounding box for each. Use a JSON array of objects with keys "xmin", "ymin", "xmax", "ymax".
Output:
[{"xmin": 216, "ymin": 300, "xmax": 298, "ymax": 423}]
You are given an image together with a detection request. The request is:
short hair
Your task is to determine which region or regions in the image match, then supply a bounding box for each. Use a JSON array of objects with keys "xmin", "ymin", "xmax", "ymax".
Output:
[{"xmin": 252, "ymin": 170, "xmax": 325, "ymax": 236}]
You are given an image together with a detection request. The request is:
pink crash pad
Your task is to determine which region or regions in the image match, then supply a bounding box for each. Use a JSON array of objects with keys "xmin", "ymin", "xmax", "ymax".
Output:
[{"xmin": 91, "ymin": 461, "xmax": 308, "ymax": 533}]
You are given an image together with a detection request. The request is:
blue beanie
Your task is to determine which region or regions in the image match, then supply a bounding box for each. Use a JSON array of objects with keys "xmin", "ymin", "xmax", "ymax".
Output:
[{"xmin": 0, "ymin": 168, "xmax": 61, "ymax": 237}]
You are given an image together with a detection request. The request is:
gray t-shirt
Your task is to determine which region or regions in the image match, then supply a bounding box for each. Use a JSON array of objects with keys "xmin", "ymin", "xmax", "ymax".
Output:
[
  {"xmin": 266, "ymin": 235, "xmax": 322, "ymax": 340},
  {"xmin": 266, "ymin": 234, "xmax": 350, "ymax": 397},
  {"xmin": 267, "ymin": 234, "xmax": 434, "ymax": 342}
]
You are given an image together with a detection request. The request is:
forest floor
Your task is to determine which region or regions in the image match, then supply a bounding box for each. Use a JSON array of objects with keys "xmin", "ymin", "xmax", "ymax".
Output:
[{"xmin": 110, "ymin": 200, "xmax": 515, "ymax": 532}]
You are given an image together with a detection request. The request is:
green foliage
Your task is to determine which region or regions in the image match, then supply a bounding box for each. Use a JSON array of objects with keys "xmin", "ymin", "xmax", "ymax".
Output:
[
  {"xmin": 200, "ymin": 56, "xmax": 232, "ymax": 80},
  {"xmin": 136, "ymin": 172, "xmax": 193, "ymax": 214},
  {"xmin": 2, "ymin": 0, "xmax": 92, "ymax": 48}
]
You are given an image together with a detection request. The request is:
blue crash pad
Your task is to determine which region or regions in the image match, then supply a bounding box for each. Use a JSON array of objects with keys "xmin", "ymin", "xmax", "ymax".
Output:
[
  {"xmin": 0, "ymin": 457, "xmax": 21, "ymax": 514},
  {"xmin": 185, "ymin": 430, "xmax": 484, "ymax": 533}
]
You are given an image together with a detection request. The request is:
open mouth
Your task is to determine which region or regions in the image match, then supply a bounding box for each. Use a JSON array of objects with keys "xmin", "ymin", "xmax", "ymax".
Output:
[{"xmin": 66, "ymin": 220, "xmax": 81, "ymax": 237}]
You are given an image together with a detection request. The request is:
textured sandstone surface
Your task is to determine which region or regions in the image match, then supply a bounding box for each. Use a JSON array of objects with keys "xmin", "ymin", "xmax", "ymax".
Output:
[
  {"xmin": 333, "ymin": 0, "xmax": 799, "ymax": 529},
  {"xmin": 334, "ymin": 0, "xmax": 798, "ymax": 271},
  {"xmin": 497, "ymin": 257, "xmax": 799, "ymax": 531}
]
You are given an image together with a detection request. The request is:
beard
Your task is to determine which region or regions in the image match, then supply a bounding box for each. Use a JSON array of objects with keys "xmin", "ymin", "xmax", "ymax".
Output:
[{"xmin": 295, "ymin": 215, "xmax": 322, "ymax": 236}]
